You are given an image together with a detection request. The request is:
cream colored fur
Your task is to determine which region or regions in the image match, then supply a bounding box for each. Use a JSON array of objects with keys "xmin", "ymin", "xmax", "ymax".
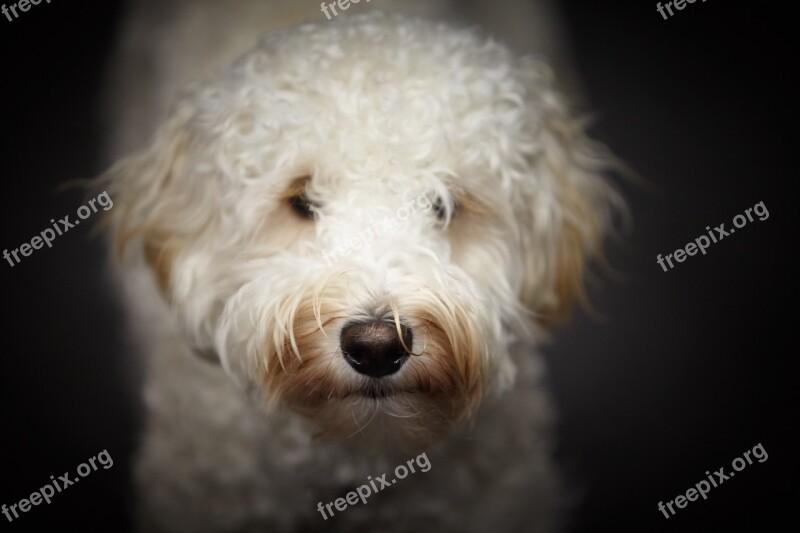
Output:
[{"xmin": 99, "ymin": 1, "xmax": 623, "ymax": 531}]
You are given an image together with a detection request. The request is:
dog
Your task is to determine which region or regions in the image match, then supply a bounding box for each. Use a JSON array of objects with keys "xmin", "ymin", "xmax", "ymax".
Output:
[{"xmin": 98, "ymin": 1, "xmax": 623, "ymax": 531}]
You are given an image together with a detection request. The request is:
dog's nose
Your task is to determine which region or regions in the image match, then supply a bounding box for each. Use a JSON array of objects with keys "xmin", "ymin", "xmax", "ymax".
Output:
[{"xmin": 340, "ymin": 321, "xmax": 412, "ymax": 378}]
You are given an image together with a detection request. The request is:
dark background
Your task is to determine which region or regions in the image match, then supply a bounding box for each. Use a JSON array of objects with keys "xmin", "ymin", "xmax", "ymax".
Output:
[{"xmin": 0, "ymin": 1, "xmax": 794, "ymax": 531}]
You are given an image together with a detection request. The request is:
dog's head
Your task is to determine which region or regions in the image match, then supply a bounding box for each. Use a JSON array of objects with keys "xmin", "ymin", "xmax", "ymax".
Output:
[{"xmin": 101, "ymin": 13, "xmax": 622, "ymax": 450}]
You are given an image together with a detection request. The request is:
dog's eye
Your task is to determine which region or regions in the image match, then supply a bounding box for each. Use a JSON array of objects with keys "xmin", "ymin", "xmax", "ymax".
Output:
[
  {"xmin": 433, "ymin": 197, "xmax": 458, "ymax": 223},
  {"xmin": 288, "ymin": 193, "xmax": 316, "ymax": 220},
  {"xmin": 284, "ymin": 176, "xmax": 317, "ymax": 220}
]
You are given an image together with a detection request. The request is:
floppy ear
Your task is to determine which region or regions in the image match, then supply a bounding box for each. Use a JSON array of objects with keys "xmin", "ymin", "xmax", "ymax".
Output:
[
  {"xmin": 515, "ymin": 61, "xmax": 624, "ymax": 324},
  {"xmin": 97, "ymin": 103, "xmax": 199, "ymax": 297}
]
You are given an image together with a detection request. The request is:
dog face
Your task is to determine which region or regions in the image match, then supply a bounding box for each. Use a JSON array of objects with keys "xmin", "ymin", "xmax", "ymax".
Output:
[{"xmin": 103, "ymin": 13, "xmax": 621, "ymax": 450}]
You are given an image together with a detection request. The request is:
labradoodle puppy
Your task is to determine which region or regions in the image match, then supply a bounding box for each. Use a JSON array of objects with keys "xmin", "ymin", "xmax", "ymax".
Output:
[{"xmin": 98, "ymin": 1, "xmax": 623, "ymax": 531}]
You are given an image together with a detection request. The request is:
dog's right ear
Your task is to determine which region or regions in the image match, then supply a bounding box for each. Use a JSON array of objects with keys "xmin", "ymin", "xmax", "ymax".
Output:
[
  {"xmin": 98, "ymin": 104, "xmax": 197, "ymax": 297},
  {"xmin": 512, "ymin": 59, "xmax": 626, "ymax": 326}
]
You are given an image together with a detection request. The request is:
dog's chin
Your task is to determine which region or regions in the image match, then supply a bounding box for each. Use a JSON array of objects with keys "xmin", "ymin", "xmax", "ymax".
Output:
[
  {"xmin": 285, "ymin": 390, "xmax": 462, "ymax": 453},
  {"xmin": 257, "ymin": 365, "xmax": 465, "ymax": 451},
  {"xmin": 266, "ymin": 355, "xmax": 487, "ymax": 452}
]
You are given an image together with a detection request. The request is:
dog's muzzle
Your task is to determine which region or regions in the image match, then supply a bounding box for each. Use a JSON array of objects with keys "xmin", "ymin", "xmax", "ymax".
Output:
[{"xmin": 340, "ymin": 320, "xmax": 413, "ymax": 378}]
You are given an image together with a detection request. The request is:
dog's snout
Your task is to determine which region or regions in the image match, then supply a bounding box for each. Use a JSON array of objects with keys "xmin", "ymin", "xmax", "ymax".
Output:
[{"xmin": 340, "ymin": 321, "xmax": 412, "ymax": 378}]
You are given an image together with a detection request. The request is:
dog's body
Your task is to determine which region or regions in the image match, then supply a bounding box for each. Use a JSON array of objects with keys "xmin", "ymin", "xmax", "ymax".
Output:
[{"xmin": 101, "ymin": 1, "xmax": 621, "ymax": 531}]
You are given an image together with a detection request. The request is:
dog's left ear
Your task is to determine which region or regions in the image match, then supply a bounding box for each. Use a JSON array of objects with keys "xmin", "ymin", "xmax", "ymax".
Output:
[
  {"xmin": 96, "ymin": 102, "xmax": 226, "ymax": 362},
  {"xmin": 514, "ymin": 60, "xmax": 625, "ymax": 324},
  {"xmin": 97, "ymin": 102, "xmax": 200, "ymax": 296}
]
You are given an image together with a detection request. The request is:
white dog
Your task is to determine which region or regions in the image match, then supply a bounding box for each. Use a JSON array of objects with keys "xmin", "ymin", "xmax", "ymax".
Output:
[{"xmin": 98, "ymin": 1, "xmax": 623, "ymax": 531}]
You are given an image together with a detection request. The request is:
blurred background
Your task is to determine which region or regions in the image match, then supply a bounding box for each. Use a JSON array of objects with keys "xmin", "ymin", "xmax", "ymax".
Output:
[{"xmin": 0, "ymin": 0, "xmax": 793, "ymax": 531}]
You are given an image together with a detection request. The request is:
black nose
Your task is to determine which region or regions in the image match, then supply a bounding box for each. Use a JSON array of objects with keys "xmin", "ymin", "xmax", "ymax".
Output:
[{"xmin": 340, "ymin": 321, "xmax": 412, "ymax": 378}]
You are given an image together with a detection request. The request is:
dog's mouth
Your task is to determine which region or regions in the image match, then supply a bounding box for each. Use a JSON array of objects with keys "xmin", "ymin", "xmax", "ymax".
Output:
[
  {"xmin": 347, "ymin": 380, "xmax": 421, "ymax": 400},
  {"xmin": 354, "ymin": 380, "xmax": 398, "ymax": 399},
  {"xmin": 356, "ymin": 387, "xmax": 394, "ymax": 399}
]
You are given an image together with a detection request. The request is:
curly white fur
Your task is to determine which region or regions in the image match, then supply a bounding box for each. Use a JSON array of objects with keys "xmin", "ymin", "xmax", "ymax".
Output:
[{"xmin": 99, "ymin": 4, "xmax": 623, "ymax": 532}]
